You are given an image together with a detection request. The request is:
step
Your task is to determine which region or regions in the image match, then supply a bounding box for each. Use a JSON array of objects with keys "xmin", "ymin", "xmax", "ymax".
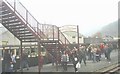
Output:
[
  {"xmin": 2, "ymin": 20, "xmax": 20, "ymax": 24},
  {"xmin": 22, "ymin": 39, "xmax": 37, "ymax": 42},
  {"xmin": 18, "ymin": 34, "xmax": 33, "ymax": 37},
  {"xmin": 2, "ymin": 19, "xmax": 19, "ymax": 23},
  {"xmin": 8, "ymin": 26, "xmax": 27, "ymax": 29},
  {"xmin": 18, "ymin": 36, "xmax": 35, "ymax": 39},
  {"xmin": 2, "ymin": 13, "xmax": 13, "ymax": 18},
  {"xmin": 6, "ymin": 23, "xmax": 23, "ymax": 26},
  {"xmin": 0, "ymin": 9, "xmax": 9, "ymax": 14},
  {"xmin": 9, "ymin": 28, "xmax": 29, "ymax": 32},
  {"xmin": 17, "ymin": 33, "xmax": 33, "ymax": 36},
  {"xmin": 14, "ymin": 31, "xmax": 32, "ymax": 35},
  {"xmin": 22, "ymin": 40, "xmax": 38, "ymax": 42},
  {"xmin": 2, "ymin": 12, "xmax": 12, "ymax": 16},
  {"xmin": 2, "ymin": 17, "xmax": 17, "ymax": 21},
  {"xmin": 18, "ymin": 35, "xmax": 35, "ymax": 38},
  {"xmin": 8, "ymin": 23, "xmax": 22, "ymax": 26}
]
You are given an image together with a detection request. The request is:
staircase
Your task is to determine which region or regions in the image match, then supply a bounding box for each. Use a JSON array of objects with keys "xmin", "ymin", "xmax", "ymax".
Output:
[
  {"xmin": 0, "ymin": 0, "xmax": 72, "ymax": 67},
  {"xmin": 0, "ymin": 0, "xmax": 47, "ymax": 43},
  {"xmin": 0, "ymin": 0, "xmax": 71, "ymax": 51}
]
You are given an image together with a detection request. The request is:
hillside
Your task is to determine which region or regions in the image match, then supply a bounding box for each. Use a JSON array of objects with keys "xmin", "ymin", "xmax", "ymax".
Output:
[{"xmin": 93, "ymin": 21, "xmax": 118, "ymax": 38}]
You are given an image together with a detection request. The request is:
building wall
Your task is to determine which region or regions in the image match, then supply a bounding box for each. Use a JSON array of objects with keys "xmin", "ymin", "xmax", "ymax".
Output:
[
  {"xmin": 79, "ymin": 37, "xmax": 84, "ymax": 44},
  {"xmin": 63, "ymin": 33, "xmax": 77, "ymax": 44},
  {"xmin": 62, "ymin": 31, "xmax": 84, "ymax": 44},
  {"xmin": 0, "ymin": 31, "xmax": 20, "ymax": 46},
  {"xmin": 60, "ymin": 25, "xmax": 84, "ymax": 44}
]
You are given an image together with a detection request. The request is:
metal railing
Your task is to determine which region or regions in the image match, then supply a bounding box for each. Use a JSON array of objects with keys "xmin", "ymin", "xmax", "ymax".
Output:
[{"xmin": 3, "ymin": 0, "xmax": 71, "ymax": 49}]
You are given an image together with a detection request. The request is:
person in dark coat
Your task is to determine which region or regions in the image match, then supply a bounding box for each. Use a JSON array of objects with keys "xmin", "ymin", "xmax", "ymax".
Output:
[
  {"xmin": 106, "ymin": 44, "xmax": 113, "ymax": 63},
  {"xmin": 51, "ymin": 49, "xmax": 56, "ymax": 66},
  {"xmin": 11, "ymin": 52, "xmax": 17, "ymax": 72},
  {"xmin": 87, "ymin": 47, "xmax": 92, "ymax": 60},
  {"xmin": 96, "ymin": 48, "xmax": 101, "ymax": 62},
  {"xmin": 71, "ymin": 50, "xmax": 79, "ymax": 72},
  {"xmin": 78, "ymin": 46, "xmax": 87, "ymax": 66},
  {"xmin": 61, "ymin": 51, "xmax": 69, "ymax": 71},
  {"xmin": 21, "ymin": 51, "xmax": 29, "ymax": 70},
  {"xmin": 3, "ymin": 49, "xmax": 12, "ymax": 72}
]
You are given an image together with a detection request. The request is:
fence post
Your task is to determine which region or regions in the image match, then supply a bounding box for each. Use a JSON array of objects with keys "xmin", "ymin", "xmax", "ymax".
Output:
[{"xmin": 20, "ymin": 40, "xmax": 23, "ymax": 72}]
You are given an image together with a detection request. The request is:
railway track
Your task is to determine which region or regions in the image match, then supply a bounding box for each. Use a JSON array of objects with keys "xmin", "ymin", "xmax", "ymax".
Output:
[
  {"xmin": 103, "ymin": 66, "xmax": 120, "ymax": 74},
  {"xmin": 95, "ymin": 63, "xmax": 120, "ymax": 74}
]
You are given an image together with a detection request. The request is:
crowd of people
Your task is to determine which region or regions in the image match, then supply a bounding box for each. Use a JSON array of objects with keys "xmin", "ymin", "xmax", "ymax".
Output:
[
  {"xmin": 60, "ymin": 43, "xmax": 116, "ymax": 72},
  {"xmin": 1, "ymin": 42, "xmax": 117, "ymax": 72},
  {"xmin": 2, "ymin": 49, "xmax": 29, "ymax": 72}
]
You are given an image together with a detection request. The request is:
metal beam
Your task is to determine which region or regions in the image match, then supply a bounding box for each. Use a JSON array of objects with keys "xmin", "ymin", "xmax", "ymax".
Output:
[
  {"xmin": 77, "ymin": 25, "xmax": 79, "ymax": 49},
  {"xmin": 20, "ymin": 40, "xmax": 23, "ymax": 72},
  {"xmin": 38, "ymin": 40, "xmax": 42, "ymax": 72},
  {"xmin": 2, "ymin": 20, "xmax": 20, "ymax": 24}
]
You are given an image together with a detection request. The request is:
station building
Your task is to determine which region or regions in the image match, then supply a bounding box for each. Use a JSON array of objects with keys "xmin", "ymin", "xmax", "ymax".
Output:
[{"xmin": 59, "ymin": 25, "xmax": 85, "ymax": 44}]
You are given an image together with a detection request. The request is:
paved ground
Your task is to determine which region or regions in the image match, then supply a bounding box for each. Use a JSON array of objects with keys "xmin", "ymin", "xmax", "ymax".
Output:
[{"xmin": 21, "ymin": 49, "xmax": 118, "ymax": 72}]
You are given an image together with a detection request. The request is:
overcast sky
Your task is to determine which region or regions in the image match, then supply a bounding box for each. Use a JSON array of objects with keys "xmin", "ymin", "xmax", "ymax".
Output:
[{"xmin": 1, "ymin": 0, "xmax": 119, "ymax": 36}]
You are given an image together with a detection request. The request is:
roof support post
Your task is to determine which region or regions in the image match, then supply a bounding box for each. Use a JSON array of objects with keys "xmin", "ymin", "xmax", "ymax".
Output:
[{"xmin": 20, "ymin": 40, "xmax": 23, "ymax": 72}]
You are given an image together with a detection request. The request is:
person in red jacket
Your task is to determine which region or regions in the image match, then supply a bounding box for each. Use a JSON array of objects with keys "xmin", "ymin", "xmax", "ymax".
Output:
[
  {"xmin": 100, "ymin": 43, "xmax": 105, "ymax": 54},
  {"xmin": 39, "ymin": 54, "xmax": 44, "ymax": 71}
]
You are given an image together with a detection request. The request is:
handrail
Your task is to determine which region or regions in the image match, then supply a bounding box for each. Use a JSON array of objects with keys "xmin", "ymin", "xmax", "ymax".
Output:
[
  {"xmin": 57, "ymin": 25, "xmax": 71, "ymax": 44},
  {"xmin": 4, "ymin": 0, "xmax": 44, "ymax": 39},
  {"xmin": 60, "ymin": 30, "xmax": 71, "ymax": 44},
  {"xmin": 37, "ymin": 27, "xmax": 48, "ymax": 39},
  {"xmin": 55, "ymin": 25, "xmax": 71, "ymax": 49},
  {"xmin": 3, "ymin": 0, "xmax": 71, "ymax": 49}
]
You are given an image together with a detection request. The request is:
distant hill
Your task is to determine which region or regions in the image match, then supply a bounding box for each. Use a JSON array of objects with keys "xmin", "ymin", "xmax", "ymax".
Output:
[{"xmin": 93, "ymin": 21, "xmax": 118, "ymax": 38}]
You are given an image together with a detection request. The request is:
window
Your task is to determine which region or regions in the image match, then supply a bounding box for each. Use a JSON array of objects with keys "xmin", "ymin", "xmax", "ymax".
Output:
[
  {"xmin": 79, "ymin": 37, "xmax": 82, "ymax": 38},
  {"xmin": 73, "ymin": 42, "xmax": 76, "ymax": 44},
  {"xmin": 31, "ymin": 48, "xmax": 35, "ymax": 53},
  {"xmin": 72, "ymin": 36, "xmax": 76, "ymax": 38}
]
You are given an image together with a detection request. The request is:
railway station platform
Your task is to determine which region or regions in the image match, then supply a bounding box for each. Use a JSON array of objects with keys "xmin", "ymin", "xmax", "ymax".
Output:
[{"xmin": 19, "ymin": 49, "xmax": 119, "ymax": 72}]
